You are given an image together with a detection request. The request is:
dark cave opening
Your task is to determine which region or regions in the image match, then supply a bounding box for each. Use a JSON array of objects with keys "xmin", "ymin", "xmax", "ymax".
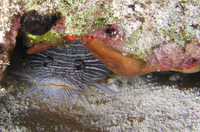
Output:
[{"xmin": 142, "ymin": 71, "xmax": 200, "ymax": 93}]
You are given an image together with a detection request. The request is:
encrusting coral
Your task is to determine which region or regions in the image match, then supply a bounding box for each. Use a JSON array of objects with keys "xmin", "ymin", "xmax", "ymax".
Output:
[{"xmin": 0, "ymin": 0, "xmax": 200, "ymax": 79}]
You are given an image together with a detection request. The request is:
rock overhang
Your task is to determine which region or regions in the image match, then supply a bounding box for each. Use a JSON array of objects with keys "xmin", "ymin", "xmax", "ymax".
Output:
[{"xmin": 0, "ymin": 0, "xmax": 200, "ymax": 79}]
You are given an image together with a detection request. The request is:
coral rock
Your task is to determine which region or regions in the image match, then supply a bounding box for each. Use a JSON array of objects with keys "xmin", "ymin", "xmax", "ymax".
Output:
[
  {"xmin": 91, "ymin": 24, "xmax": 130, "ymax": 55},
  {"xmin": 145, "ymin": 42, "xmax": 200, "ymax": 74},
  {"xmin": 0, "ymin": 15, "xmax": 21, "ymax": 80}
]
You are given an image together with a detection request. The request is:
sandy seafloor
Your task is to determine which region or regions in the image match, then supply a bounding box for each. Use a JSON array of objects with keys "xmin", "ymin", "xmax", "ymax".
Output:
[{"xmin": 0, "ymin": 71, "xmax": 200, "ymax": 132}]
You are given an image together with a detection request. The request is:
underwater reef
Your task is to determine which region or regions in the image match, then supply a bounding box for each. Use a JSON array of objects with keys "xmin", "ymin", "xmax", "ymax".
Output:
[
  {"xmin": 0, "ymin": 0, "xmax": 200, "ymax": 79},
  {"xmin": 0, "ymin": 0, "xmax": 200, "ymax": 131}
]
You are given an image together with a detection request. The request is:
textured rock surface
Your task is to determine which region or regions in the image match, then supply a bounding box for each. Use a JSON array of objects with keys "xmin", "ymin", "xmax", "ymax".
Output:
[
  {"xmin": 1, "ymin": 0, "xmax": 200, "ymax": 55},
  {"xmin": 0, "ymin": 15, "xmax": 21, "ymax": 80},
  {"xmin": 0, "ymin": 0, "xmax": 200, "ymax": 78}
]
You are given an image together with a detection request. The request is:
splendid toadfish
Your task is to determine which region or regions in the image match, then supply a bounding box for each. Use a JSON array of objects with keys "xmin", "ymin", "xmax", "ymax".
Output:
[{"xmin": 10, "ymin": 40, "xmax": 120, "ymax": 107}]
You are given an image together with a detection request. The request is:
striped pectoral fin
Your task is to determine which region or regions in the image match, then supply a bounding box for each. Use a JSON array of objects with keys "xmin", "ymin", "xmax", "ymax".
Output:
[{"xmin": 22, "ymin": 86, "xmax": 41, "ymax": 100}]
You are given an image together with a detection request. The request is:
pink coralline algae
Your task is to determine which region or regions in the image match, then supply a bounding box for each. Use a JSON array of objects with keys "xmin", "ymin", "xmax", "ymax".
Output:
[
  {"xmin": 91, "ymin": 24, "xmax": 129, "ymax": 55},
  {"xmin": 51, "ymin": 16, "xmax": 66, "ymax": 33},
  {"xmin": 145, "ymin": 42, "xmax": 200, "ymax": 70},
  {"xmin": 185, "ymin": 44, "xmax": 200, "ymax": 68}
]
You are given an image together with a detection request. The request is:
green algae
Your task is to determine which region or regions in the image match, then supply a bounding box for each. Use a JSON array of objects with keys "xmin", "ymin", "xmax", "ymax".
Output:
[
  {"xmin": 19, "ymin": 0, "xmax": 119, "ymax": 46},
  {"xmin": 17, "ymin": 0, "xmax": 200, "ymax": 59},
  {"xmin": 20, "ymin": 0, "xmax": 118, "ymax": 36},
  {"xmin": 22, "ymin": 31, "xmax": 62, "ymax": 47}
]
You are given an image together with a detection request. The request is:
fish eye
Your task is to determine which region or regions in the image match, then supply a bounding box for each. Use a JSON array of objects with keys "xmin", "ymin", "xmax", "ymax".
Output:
[
  {"xmin": 75, "ymin": 65, "xmax": 82, "ymax": 70},
  {"xmin": 74, "ymin": 61, "xmax": 85, "ymax": 72}
]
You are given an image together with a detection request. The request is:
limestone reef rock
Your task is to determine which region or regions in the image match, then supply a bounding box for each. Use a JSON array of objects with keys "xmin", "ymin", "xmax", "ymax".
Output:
[{"xmin": 0, "ymin": 0, "xmax": 200, "ymax": 79}]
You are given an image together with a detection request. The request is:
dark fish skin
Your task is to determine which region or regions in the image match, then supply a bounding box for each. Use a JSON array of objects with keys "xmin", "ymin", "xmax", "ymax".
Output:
[
  {"xmin": 28, "ymin": 40, "xmax": 110, "ymax": 84},
  {"xmin": 20, "ymin": 40, "xmax": 120, "ymax": 107}
]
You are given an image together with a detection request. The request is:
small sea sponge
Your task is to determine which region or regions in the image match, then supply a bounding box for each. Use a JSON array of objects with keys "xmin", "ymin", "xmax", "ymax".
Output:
[
  {"xmin": 24, "ymin": 12, "xmax": 53, "ymax": 35},
  {"xmin": 91, "ymin": 24, "xmax": 130, "ymax": 55},
  {"xmin": 20, "ymin": 11, "xmax": 62, "ymax": 47},
  {"xmin": 11, "ymin": 41, "xmax": 120, "ymax": 107}
]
